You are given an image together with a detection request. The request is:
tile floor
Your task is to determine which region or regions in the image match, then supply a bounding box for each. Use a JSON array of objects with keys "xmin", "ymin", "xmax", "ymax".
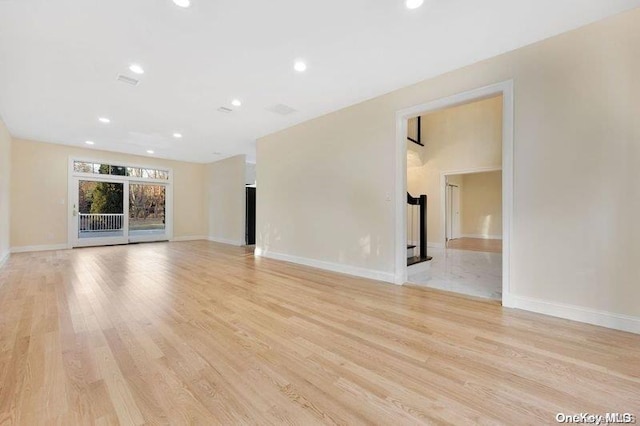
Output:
[{"xmin": 407, "ymin": 246, "xmax": 502, "ymax": 300}]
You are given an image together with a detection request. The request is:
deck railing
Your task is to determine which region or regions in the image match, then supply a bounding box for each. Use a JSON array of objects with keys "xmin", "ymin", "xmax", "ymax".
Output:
[{"xmin": 79, "ymin": 213, "xmax": 124, "ymax": 232}]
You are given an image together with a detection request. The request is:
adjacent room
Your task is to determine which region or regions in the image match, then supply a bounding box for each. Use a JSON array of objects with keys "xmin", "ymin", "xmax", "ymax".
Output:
[
  {"xmin": 406, "ymin": 96, "xmax": 504, "ymax": 300},
  {"xmin": 1, "ymin": 0, "xmax": 639, "ymax": 424}
]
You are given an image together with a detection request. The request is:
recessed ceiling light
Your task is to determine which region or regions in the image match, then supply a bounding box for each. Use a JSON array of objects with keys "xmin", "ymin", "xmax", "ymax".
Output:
[
  {"xmin": 173, "ymin": 133, "xmax": 183, "ymax": 138},
  {"xmin": 231, "ymin": 99, "xmax": 242, "ymax": 107},
  {"xmin": 405, "ymin": 0, "xmax": 424, "ymax": 9},
  {"xmin": 173, "ymin": 0, "xmax": 191, "ymax": 7},
  {"xmin": 294, "ymin": 60, "xmax": 307, "ymax": 72},
  {"xmin": 98, "ymin": 117, "xmax": 110, "ymax": 123},
  {"xmin": 85, "ymin": 141, "xmax": 95, "ymax": 145},
  {"xmin": 147, "ymin": 149, "xmax": 154, "ymax": 154},
  {"xmin": 129, "ymin": 64, "xmax": 144, "ymax": 75}
]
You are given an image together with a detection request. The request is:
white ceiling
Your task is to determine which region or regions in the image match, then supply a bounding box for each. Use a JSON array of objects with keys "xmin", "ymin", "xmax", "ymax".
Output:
[{"xmin": 1, "ymin": 0, "xmax": 638, "ymax": 163}]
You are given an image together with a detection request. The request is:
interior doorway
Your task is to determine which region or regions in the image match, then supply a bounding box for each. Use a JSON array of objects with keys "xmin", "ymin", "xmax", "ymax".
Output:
[
  {"xmin": 406, "ymin": 104, "xmax": 504, "ymax": 299},
  {"xmin": 395, "ymin": 80, "xmax": 514, "ymax": 304},
  {"xmin": 444, "ymin": 169, "xmax": 503, "ymax": 251},
  {"xmin": 245, "ymin": 186, "xmax": 256, "ymax": 245},
  {"xmin": 431, "ymin": 169, "xmax": 504, "ymax": 299},
  {"xmin": 245, "ymin": 161, "xmax": 257, "ymax": 246},
  {"xmin": 445, "ymin": 182, "xmax": 461, "ymax": 241}
]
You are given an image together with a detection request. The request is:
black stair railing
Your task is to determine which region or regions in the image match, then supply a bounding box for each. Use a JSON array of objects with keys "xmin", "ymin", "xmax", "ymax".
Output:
[
  {"xmin": 407, "ymin": 192, "xmax": 432, "ymax": 263},
  {"xmin": 407, "ymin": 116, "xmax": 424, "ymax": 146}
]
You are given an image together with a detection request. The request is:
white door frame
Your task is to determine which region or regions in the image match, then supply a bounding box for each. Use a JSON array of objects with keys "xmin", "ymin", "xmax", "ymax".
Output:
[
  {"xmin": 70, "ymin": 176, "xmax": 130, "ymax": 247},
  {"xmin": 445, "ymin": 185, "xmax": 453, "ymax": 241},
  {"xmin": 394, "ymin": 80, "xmax": 514, "ymax": 306},
  {"xmin": 67, "ymin": 157, "xmax": 174, "ymax": 248},
  {"xmin": 444, "ymin": 181, "xmax": 462, "ymax": 241}
]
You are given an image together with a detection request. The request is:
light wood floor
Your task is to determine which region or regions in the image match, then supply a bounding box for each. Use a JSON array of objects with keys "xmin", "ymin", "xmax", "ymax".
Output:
[
  {"xmin": 0, "ymin": 242, "xmax": 638, "ymax": 425},
  {"xmin": 447, "ymin": 237, "xmax": 502, "ymax": 253}
]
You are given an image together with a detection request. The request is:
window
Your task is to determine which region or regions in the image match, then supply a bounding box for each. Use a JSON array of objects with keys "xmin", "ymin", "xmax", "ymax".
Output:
[{"xmin": 73, "ymin": 161, "xmax": 169, "ymax": 180}]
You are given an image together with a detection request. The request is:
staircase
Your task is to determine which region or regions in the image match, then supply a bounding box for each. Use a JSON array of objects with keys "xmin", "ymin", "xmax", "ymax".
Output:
[
  {"xmin": 407, "ymin": 245, "xmax": 428, "ymax": 266},
  {"xmin": 407, "ymin": 192, "xmax": 432, "ymax": 266}
]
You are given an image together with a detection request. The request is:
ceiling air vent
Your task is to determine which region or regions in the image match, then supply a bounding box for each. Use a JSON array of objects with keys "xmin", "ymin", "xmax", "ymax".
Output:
[
  {"xmin": 217, "ymin": 106, "xmax": 233, "ymax": 113},
  {"xmin": 116, "ymin": 74, "xmax": 140, "ymax": 86},
  {"xmin": 266, "ymin": 104, "xmax": 297, "ymax": 115}
]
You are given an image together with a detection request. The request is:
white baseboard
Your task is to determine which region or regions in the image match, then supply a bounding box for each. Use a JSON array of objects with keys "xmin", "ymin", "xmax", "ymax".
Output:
[
  {"xmin": 505, "ymin": 294, "xmax": 640, "ymax": 335},
  {"xmin": 10, "ymin": 244, "xmax": 69, "ymax": 254},
  {"xmin": 461, "ymin": 234, "xmax": 502, "ymax": 240},
  {"xmin": 172, "ymin": 235, "xmax": 208, "ymax": 242},
  {"xmin": 208, "ymin": 236, "xmax": 244, "ymax": 246},
  {"xmin": 254, "ymin": 247, "xmax": 397, "ymax": 284},
  {"xmin": 0, "ymin": 251, "xmax": 9, "ymax": 269}
]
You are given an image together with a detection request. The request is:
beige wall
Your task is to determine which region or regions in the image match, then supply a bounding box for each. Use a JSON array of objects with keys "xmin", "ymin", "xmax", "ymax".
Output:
[
  {"xmin": 206, "ymin": 155, "xmax": 246, "ymax": 245},
  {"xmin": 446, "ymin": 175, "xmax": 463, "ymax": 187},
  {"xmin": 0, "ymin": 118, "xmax": 11, "ymax": 263},
  {"xmin": 257, "ymin": 99, "xmax": 396, "ymax": 274},
  {"xmin": 460, "ymin": 171, "xmax": 502, "ymax": 238},
  {"xmin": 10, "ymin": 139, "xmax": 207, "ymax": 248},
  {"xmin": 407, "ymin": 96, "xmax": 502, "ymax": 245},
  {"xmin": 257, "ymin": 8, "xmax": 640, "ymax": 319}
]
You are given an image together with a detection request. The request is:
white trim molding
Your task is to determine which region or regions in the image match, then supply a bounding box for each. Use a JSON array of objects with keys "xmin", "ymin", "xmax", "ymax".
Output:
[
  {"xmin": 506, "ymin": 294, "xmax": 640, "ymax": 335},
  {"xmin": 11, "ymin": 244, "xmax": 69, "ymax": 254},
  {"xmin": 461, "ymin": 234, "xmax": 502, "ymax": 240},
  {"xmin": 208, "ymin": 236, "xmax": 244, "ymax": 246},
  {"xmin": 254, "ymin": 247, "xmax": 397, "ymax": 284},
  {"xmin": 395, "ymin": 80, "xmax": 514, "ymax": 303},
  {"xmin": 172, "ymin": 235, "xmax": 208, "ymax": 242},
  {"xmin": 0, "ymin": 252, "xmax": 9, "ymax": 269}
]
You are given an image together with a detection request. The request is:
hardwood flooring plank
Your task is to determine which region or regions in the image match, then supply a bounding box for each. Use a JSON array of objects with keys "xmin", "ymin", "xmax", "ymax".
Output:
[{"xmin": 0, "ymin": 241, "xmax": 638, "ymax": 425}]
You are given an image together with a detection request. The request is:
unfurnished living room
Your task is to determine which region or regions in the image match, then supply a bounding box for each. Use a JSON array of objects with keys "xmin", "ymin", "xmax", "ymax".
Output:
[{"xmin": 1, "ymin": 0, "xmax": 639, "ymax": 424}]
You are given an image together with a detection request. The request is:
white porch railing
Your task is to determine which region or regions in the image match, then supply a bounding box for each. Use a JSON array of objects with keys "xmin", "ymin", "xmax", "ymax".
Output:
[{"xmin": 79, "ymin": 213, "xmax": 124, "ymax": 232}]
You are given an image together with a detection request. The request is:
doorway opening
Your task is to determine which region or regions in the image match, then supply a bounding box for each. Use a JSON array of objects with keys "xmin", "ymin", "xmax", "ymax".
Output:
[
  {"xmin": 395, "ymin": 81, "xmax": 513, "ymax": 304},
  {"xmin": 437, "ymin": 169, "xmax": 504, "ymax": 299},
  {"xmin": 245, "ymin": 161, "xmax": 257, "ymax": 246},
  {"xmin": 445, "ymin": 180, "xmax": 461, "ymax": 242},
  {"xmin": 445, "ymin": 170, "xmax": 502, "ymax": 252}
]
